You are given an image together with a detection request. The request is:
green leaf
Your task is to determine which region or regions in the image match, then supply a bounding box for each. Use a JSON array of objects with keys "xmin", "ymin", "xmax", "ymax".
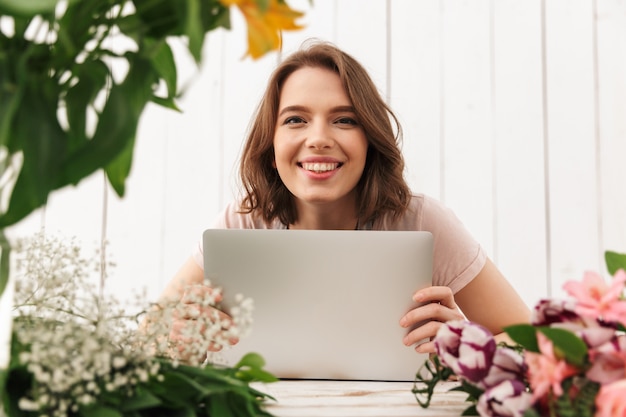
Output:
[
  {"xmin": 503, "ymin": 324, "xmax": 539, "ymax": 352},
  {"xmin": 0, "ymin": 229, "xmax": 10, "ymax": 298},
  {"xmin": 79, "ymin": 404, "xmax": 124, "ymax": 417},
  {"xmin": 235, "ymin": 352, "xmax": 267, "ymax": 370},
  {"xmin": 120, "ymin": 388, "xmax": 163, "ymax": 411},
  {"xmin": 209, "ymin": 393, "xmax": 238, "ymax": 417},
  {"xmin": 234, "ymin": 353, "xmax": 279, "ymax": 383},
  {"xmin": 0, "ymin": 83, "xmax": 67, "ymax": 228},
  {"xmin": 133, "ymin": 0, "xmax": 184, "ymax": 38},
  {"xmin": 146, "ymin": 40, "xmax": 178, "ymax": 100},
  {"xmin": 0, "ymin": 367, "xmax": 7, "ymax": 415},
  {"xmin": 62, "ymin": 57, "xmax": 158, "ymax": 197},
  {"xmin": 152, "ymin": 95, "xmax": 182, "ymax": 111},
  {"xmin": 0, "ymin": 63, "xmax": 23, "ymax": 151},
  {"xmin": 461, "ymin": 404, "xmax": 478, "ymax": 416},
  {"xmin": 0, "ymin": 0, "xmax": 58, "ymax": 16},
  {"xmin": 64, "ymin": 59, "xmax": 110, "ymax": 148},
  {"xmin": 200, "ymin": 1, "xmax": 231, "ymax": 32},
  {"xmin": 184, "ymin": 0, "xmax": 205, "ymax": 63},
  {"xmin": 104, "ymin": 130, "xmax": 136, "ymax": 197},
  {"xmin": 605, "ymin": 251, "xmax": 626, "ymax": 276},
  {"xmin": 538, "ymin": 327, "xmax": 587, "ymax": 367},
  {"xmin": 152, "ymin": 371, "xmax": 211, "ymax": 403}
]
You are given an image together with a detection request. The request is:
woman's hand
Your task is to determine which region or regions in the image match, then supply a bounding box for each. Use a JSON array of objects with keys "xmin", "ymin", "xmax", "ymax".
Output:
[
  {"xmin": 399, "ymin": 286, "xmax": 465, "ymax": 353},
  {"xmin": 168, "ymin": 284, "xmax": 239, "ymax": 362}
]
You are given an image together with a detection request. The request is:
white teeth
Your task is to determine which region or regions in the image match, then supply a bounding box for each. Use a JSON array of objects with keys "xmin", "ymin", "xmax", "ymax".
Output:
[{"xmin": 301, "ymin": 162, "xmax": 339, "ymax": 173}]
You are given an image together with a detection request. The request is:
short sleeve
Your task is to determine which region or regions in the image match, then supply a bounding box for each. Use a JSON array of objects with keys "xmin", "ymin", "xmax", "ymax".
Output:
[{"xmin": 421, "ymin": 197, "xmax": 487, "ymax": 293}]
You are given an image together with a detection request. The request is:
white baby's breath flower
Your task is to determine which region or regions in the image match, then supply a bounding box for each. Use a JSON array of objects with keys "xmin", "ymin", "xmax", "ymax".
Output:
[
  {"xmin": 112, "ymin": 356, "xmax": 126, "ymax": 369},
  {"xmin": 18, "ymin": 398, "xmax": 39, "ymax": 411},
  {"xmin": 10, "ymin": 231, "xmax": 256, "ymax": 416}
]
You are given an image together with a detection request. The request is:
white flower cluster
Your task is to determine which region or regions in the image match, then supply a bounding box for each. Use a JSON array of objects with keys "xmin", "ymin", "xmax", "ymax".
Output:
[
  {"xmin": 10, "ymin": 232, "xmax": 255, "ymax": 416},
  {"xmin": 141, "ymin": 284, "xmax": 255, "ymax": 367}
]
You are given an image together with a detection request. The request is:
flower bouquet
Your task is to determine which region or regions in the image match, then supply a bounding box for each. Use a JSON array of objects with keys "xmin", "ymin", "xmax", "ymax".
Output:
[
  {"xmin": 414, "ymin": 251, "xmax": 626, "ymax": 417},
  {"xmin": 1, "ymin": 233, "xmax": 278, "ymax": 417}
]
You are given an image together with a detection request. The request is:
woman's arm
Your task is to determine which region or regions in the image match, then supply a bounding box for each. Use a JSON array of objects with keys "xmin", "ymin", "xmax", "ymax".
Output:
[
  {"xmin": 454, "ymin": 257, "xmax": 531, "ymax": 337},
  {"xmin": 140, "ymin": 256, "xmax": 238, "ymax": 362},
  {"xmin": 400, "ymin": 258, "xmax": 530, "ymax": 352},
  {"xmin": 159, "ymin": 257, "xmax": 206, "ymax": 303}
]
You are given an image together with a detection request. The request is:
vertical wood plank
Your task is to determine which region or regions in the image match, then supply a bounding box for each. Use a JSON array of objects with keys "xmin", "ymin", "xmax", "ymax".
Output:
[
  {"xmin": 596, "ymin": 0, "xmax": 626, "ymax": 267},
  {"xmin": 492, "ymin": 0, "xmax": 548, "ymax": 305},
  {"xmin": 544, "ymin": 0, "xmax": 600, "ymax": 296},
  {"xmin": 440, "ymin": 0, "xmax": 495, "ymax": 255},
  {"xmin": 389, "ymin": 0, "xmax": 443, "ymax": 199},
  {"xmin": 334, "ymin": 0, "xmax": 389, "ymax": 97}
]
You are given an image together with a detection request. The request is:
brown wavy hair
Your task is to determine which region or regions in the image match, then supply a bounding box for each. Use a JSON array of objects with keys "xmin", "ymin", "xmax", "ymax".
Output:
[{"xmin": 239, "ymin": 40, "xmax": 411, "ymax": 226}]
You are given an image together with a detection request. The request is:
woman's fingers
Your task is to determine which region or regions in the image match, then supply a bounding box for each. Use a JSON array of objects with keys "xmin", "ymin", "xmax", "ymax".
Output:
[
  {"xmin": 175, "ymin": 304, "xmax": 232, "ymax": 322},
  {"xmin": 400, "ymin": 286, "xmax": 464, "ymax": 353},
  {"xmin": 400, "ymin": 301, "xmax": 463, "ymax": 329},
  {"xmin": 412, "ymin": 286, "xmax": 457, "ymax": 309},
  {"xmin": 169, "ymin": 317, "xmax": 239, "ymax": 348}
]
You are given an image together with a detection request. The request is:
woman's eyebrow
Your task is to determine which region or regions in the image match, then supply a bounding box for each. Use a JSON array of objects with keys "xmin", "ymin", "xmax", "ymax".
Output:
[
  {"xmin": 278, "ymin": 105, "xmax": 356, "ymax": 117},
  {"xmin": 278, "ymin": 105, "xmax": 309, "ymax": 117},
  {"xmin": 330, "ymin": 105, "xmax": 356, "ymax": 113}
]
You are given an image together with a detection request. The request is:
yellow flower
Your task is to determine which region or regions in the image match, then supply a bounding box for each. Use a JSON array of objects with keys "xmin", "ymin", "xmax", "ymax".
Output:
[{"xmin": 221, "ymin": 0, "xmax": 305, "ymax": 59}]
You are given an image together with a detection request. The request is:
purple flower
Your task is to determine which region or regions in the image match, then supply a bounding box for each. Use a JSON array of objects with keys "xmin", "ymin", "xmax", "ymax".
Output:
[
  {"xmin": 476, "ymin": 380, "xmax": 534, "ymax": 417},
  {"xmin": 479, "ymin": 348, "xmax": 526, "ymax": 389},
  {"xmin": 531, "ymin": 298, "xmax": 580, "ymax": 326},
  {"xmin": 434, "ymin": 320, "xmax": 496, "ymax": 383},
  {"xmin": 532, "ymin": 298, "xmax": 615, "ymax": 348}
]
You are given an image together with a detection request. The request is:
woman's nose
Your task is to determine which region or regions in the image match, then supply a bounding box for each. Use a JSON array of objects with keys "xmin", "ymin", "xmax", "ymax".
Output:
[{"xmin": 305, "ymin": 122, "xmax": 334, "ymax": 149}]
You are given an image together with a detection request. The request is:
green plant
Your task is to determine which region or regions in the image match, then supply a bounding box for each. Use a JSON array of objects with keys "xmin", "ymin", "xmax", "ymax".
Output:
[
  {"xmin": 0, "ymin": 0, "xmax": 304, "ymax": 296},
  {"xmin": 2, "ymin": 231, "xmax": 278, "ymax": 416}
]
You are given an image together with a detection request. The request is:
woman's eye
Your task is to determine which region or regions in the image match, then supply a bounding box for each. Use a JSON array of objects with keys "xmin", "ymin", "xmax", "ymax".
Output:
[
  {"xmin": 284, "ymin": 116, "xmax": 305, "ymax": 125},
  {"xmin": 336, "ymin": 117, "xmax": 358, "ymax": 126}
]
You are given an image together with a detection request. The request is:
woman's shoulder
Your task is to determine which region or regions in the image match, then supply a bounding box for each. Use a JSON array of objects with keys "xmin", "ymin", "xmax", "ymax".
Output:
[
  {"xmin": 212, "ymin": 201, "xmax": 286, "ymax": 229},
  {"xmin": 375, "ymin": 193, "xmax": 452, "ymax": 230}
]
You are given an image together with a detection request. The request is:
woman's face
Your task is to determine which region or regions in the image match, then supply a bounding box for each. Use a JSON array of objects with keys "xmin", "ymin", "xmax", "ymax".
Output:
[{"xmin": 273, "ymin": 66, "xmax": 368, "ymax": 210}]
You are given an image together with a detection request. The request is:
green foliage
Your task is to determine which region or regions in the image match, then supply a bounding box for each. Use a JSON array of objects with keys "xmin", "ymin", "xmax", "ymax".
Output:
[
  {"xmin": 504, "ymin": 324, "xmax": 588, "ymax": 367},
  {"xmin": 553, "ymin": 377, "xmax": 600, "ymax": 417},
  {"xmin": 605, "ymin": 250, "xmax": 626, "ymax": 275},
  {"xmin": 0, "ymin": 0, "xmax": 232, "ymax": 229},
  {"xmin": 2, "ymin": 331, "xmax": 278, "ymax": 417},
  {"xmin": 502, "ymin": 324, "xmax": 540, "ymax": 352},
  {"xmin": 538, "ymin": 327, "xmax": 588, "ymax": 367},
  {"xmin": 412, "ymin": 355, "xmax": 458, "ymax": 408}
]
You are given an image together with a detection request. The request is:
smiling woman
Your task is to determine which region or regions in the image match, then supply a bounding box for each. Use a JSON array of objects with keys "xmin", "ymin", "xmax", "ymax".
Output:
[{"xmin": 154, "ymin": 40, "xmax": 531, "ymax": 367}]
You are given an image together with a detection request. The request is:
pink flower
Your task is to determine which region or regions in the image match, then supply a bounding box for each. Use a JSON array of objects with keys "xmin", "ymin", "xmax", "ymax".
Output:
[
  {"xmin": 524, "ymin": 332, "xmax": 579, "ymax": 401},
  {"xmin": 595, "ymin": 379, "xmax": 626, "ymax": 417},
  {"xmin": 563, "ymin": 270, "xmax": 626, "ymax": 326},
  {"xmin": 587, "ymin": 335, "xmax": 626, "ymax": 384}
]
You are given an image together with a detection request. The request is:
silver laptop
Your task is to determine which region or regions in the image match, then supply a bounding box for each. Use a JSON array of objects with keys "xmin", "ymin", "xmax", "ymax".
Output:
[{"xmin": 202, "ymin": 229, "xmax": 433, "ymax": 381}]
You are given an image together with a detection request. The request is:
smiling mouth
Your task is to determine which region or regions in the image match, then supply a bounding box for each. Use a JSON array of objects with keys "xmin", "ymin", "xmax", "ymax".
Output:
[{"xmin": 299, "ymin": 162, "xmax": 343, "ymax": 173}]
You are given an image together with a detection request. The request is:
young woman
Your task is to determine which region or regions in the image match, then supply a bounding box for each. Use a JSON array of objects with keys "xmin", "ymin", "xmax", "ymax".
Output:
[{"xmin": 161, "ymin": 41, "xmax": 530, "ymax": 358}]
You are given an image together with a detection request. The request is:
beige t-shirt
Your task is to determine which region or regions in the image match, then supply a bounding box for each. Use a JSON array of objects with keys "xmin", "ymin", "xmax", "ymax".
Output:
[{"xmin": 192, "ymin": 194, "xmax": 486, "ymax": 294}]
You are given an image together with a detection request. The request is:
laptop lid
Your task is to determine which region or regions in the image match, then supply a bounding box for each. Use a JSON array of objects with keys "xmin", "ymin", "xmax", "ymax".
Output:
[{"xmin": 202, "ymin": 229, "xmax": 433, "ymax": 381}]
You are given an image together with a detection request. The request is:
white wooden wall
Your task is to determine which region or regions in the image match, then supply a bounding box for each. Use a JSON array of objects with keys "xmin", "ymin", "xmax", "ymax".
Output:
[{"xmin": 9, "ymin": 0, "xmax": 626, "ymax": 309}]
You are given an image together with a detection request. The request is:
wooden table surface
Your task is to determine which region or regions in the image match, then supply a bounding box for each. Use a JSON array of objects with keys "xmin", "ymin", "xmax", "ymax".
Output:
[{"xmin": 253, "ymin": 380, "xmax": 469, "ymax": 417}]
